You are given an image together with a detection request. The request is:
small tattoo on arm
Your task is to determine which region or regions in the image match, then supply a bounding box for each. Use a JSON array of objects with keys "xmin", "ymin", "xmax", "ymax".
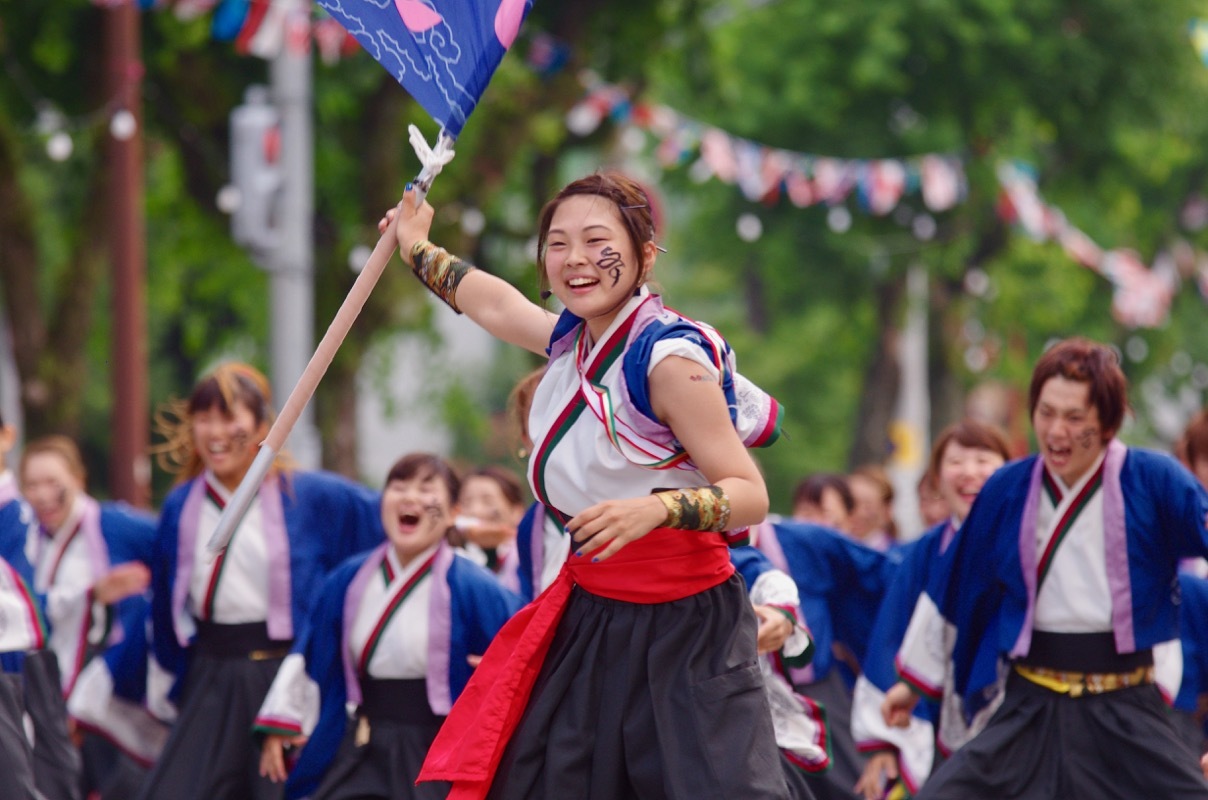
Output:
[
  {"xmin": 597, "ymin": 247, "xmax": 625, "ymax": 287},
  {"xmin": 688, "ymin": 374, "xmax": 711, "ymax": 382}
]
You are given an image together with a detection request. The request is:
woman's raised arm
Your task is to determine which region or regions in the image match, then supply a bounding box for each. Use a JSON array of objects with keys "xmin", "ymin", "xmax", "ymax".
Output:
[{"xmin": 383, "ymin": 188, "xmax": 558, "ymax": 356}]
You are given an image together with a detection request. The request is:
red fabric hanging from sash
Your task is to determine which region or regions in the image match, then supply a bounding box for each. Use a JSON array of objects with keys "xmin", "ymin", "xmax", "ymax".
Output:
[{"xmin": 417, "ymin": 526, "xmax": 734, "ymax": 798}]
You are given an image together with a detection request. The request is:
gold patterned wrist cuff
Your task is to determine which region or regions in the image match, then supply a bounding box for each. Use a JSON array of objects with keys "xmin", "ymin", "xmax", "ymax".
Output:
[
  {"xmin": 655, "ymin": 485, "xmax": 732, "ymax": 532},
  {"xmin": 408, "ymin": 239, "xmax": 476, "ymax": 314}
]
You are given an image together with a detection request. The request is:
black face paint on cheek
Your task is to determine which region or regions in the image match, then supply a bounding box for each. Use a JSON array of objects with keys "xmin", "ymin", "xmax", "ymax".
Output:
[
  {"xmin": 1075, "ymin": 426, "xmax": 1100, "ymax": 450},
  {"xmin": 596, "ymin": 246, "xmax": 625, "ymax": 288}
]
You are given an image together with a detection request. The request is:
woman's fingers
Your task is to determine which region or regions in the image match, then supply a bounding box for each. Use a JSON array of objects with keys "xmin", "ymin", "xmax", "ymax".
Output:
[
  {"xmin": 378, "ymin": 205, "xmax": 401, "ymax": 233},
  {"xmin": 259, "ymin": 737, "xmax": 285, "ymax": 782},
  {"xmin": 567, "ymin": 498, "xmax": 663, "ymax": 562}
]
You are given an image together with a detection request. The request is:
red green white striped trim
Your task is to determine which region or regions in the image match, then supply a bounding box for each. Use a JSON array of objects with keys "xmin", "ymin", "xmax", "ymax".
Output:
[
  {"xmin": 532, "ymin": 311, "xmax": 636, "ymax": 520},
  {"xmin": 252, "ymin": 715, "xmax": 304, "ymax": 737},
  {"xmin": 357, "ymin": 551, "xmax": 438, "ymax": 675},
  {"xmin": 1037, "ymin": 460, "xmax": 1105, "ymax": 589},
  {"xmin": 44, "ymin": 518, "xmax": 83, "ymax": 587},
  {"xmin": 3, "ymin": 560, "xmax": 46, "ymax": 649},
  {"xmin": 201, "ymin": 481, "xmax": 230, "ymax": 620}
]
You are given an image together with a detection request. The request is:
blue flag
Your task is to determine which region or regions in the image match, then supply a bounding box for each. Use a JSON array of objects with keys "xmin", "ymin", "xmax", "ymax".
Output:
[{"xmin": 317, "ymin": 0, "xmax": 534, "ymax": 137}]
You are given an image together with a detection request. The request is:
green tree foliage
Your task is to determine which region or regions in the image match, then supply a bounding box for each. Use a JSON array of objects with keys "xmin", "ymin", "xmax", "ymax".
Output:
[
  {"xmin": 630, "ymin": 0, "xmax": 1208, "ymax": 509},
  {"xmin": 2, "ymin": 0, "xmax": 1207, "ymax": 511}
]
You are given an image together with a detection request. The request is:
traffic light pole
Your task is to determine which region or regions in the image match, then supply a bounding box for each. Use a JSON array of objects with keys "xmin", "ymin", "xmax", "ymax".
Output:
[{"xmin": 266, "ymin": 17, "xmax": 320, "ymax": 469}]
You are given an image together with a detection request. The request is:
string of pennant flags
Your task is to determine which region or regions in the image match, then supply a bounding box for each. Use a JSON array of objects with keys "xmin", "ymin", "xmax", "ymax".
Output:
[
  {"xmin": 86, "ymin": 0, "xmax": 572, "ymax": 71},
  {"xmin": 89, "ymin": 0, "xmax": 360, "ymax": 64},
  {"xmin": 63, "ymin": 2, "xmax": 1208, "ymax": 328},
  {"xmin": 565, "ymin": 81, "xmax": 1208, "ymax": 330}
]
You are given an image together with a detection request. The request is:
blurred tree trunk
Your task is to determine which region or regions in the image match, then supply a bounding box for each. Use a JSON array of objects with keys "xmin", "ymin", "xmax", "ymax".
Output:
[
  {"xmin": 847, "ymin": 272, "xmax": 904, "ymax": 469},
  {"xmin": 0, "ymin": 119, "xmax": 107, "ymax": 439}
]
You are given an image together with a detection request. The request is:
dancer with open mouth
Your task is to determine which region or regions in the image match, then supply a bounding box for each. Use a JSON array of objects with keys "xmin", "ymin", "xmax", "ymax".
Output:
[
  {"xmin": 139, "ymin": 362, "xmax": 384, "ymax": 800},
  {"xmin": 254, "ymin": 452, "xmax": 521, "ymax": 800},
  {"xmin": 381, "ymin": 171, "xmax": 789, "ymax": 799}
]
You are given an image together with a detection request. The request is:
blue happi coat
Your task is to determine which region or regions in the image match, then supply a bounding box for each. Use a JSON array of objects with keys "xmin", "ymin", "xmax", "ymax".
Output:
[
  {"xmin": 281, "ymin": 542, "xmax": 521, "ymax": 799},
  {"xmin": 149, "ymin": 470, "xmax": 383, "ymax": 700},
  {"xmin": 759, "ymin": 519, "xmax": 897, "ymax": 686},
  {"xmin": 926, "ymin": 444, "xmax": 1208, "ymax": 718}
]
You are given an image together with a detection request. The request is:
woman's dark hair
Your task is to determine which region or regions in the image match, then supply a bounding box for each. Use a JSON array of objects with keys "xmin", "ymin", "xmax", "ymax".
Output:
[
  {"xmin": 461, "ymin": 465, "xmax": 526, "ymax": 508},
  {"xmin": 152, "ymin": 362, "xmax": 285, "ymax": 482},
  {"xmin": 385, "ymin": 452, "xmax": 461, "ymax": 503},
  {"xmin": 187, "ymin": 363, "xmax": 274, "ymax": 427},
  {"xmin": 927, "ymin": 419, "xmax": 1013, "ymax": 480},
  {"xmin": 791, "ymin": 473, "xmax": 855, "ymax": 514},
  {"xmin": 535, "ymin": 172, "xmax": 658, "ymax": 299}
]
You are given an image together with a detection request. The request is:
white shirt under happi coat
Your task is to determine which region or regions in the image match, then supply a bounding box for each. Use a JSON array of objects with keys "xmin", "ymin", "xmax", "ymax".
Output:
[
  {"xmin": 188, "ymin": 474, "xmax": 270, "ymax": 624},
  {"xmin": 257, "ymin": 542, "xmax": 439, "ymax": 735}
]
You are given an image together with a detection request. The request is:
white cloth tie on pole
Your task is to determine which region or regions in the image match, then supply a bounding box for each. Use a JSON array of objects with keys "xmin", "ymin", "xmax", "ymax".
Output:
[{"xmin": 409, "ymin": 125, "xmax": 456, "ymax": 200}]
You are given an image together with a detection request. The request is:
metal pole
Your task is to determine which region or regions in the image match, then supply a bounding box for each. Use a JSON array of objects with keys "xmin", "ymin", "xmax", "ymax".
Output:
[
  {"xmin": 267, "ymin": 5, "xmax": 320, "ymax": 469},
  {"xmin": 887, "ymin": 263, "xmax": 930, "ymax": 539},
  {"xmin": 105, "ymin": 1, "xmax": 150, "ymax": 506}
]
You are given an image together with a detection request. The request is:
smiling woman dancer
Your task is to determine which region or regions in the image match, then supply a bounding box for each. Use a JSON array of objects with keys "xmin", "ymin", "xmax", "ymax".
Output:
[
  {"xmin": 139, "ymin": 362, "xmax": 384, "ymax": 800},
  {"xmin": 381, "ymin": 172, "xmax": 788, "ymax": 799}
]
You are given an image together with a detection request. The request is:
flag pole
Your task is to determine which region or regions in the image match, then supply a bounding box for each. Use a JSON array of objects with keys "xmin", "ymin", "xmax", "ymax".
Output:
[{"xmin": 206, "ymin": 132, "xmax": 454, "ymax": 553}]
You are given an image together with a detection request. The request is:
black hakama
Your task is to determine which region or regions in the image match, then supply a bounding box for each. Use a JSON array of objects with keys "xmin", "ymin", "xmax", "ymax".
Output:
[
  {"xmin": 917, "ymin": 672, "xmax": 1208, "ymax": 800},
  {"xmin": 21, "ymin": 650, "xmax": 83, "ymax": 800},
  {"xmin": 137, "ymin": 622, "xmax": 290, "ymax": 800},
  {"xmin": 310, "ymin": 679, "xmax": 449, "ymax": 800},
  {"xmin": 486, "ymin": 573, "xmax": 788, "ymax": 800},
  {"xmin": 0, "ymin": 671, "xmax": 37, "ymax": 800}
]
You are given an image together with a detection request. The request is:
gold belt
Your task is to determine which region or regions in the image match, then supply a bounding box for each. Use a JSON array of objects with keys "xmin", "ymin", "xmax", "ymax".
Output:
[
  {"xmin": 1014, "ymin": 664, "xmax": 1154, "ymax": 698},
  {"xmin": 248, "ymin": 647, "xmax": 291, "ymax": 662}
]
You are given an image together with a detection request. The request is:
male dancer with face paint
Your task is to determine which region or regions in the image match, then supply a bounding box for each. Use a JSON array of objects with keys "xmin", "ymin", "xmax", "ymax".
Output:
[{"xmin": 885, "ymin": 338, "xmax": 1208, "ymax": 799}]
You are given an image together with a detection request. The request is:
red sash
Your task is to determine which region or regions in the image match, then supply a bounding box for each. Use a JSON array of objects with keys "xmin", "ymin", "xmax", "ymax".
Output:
[{"xmin": 417, "ymin": 526, "xmax": 735, "ymax": 798}]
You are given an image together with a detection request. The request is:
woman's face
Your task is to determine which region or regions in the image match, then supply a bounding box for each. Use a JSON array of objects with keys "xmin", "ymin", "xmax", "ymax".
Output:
[
  {"xmin": 192, "ymin": 400, "xmax": 266, "ymax": 490},
  {"xmin": 458, "ymin": 476, "xmax": 523, "ymax": 529},
  {"xmin": 937, "ymin": 441, "xmax": 1006, "ymax": 523},
  {"xmin": 21, "ymin": 451, "xmax": 83, "ymax": 532},
  {"xmin": 381, "ymin": 471, "xmax": 454, "ymax": 566},
  {"xmin": 543, "ymin": 194, "xmax": 650, "ymax": 339},
  {"xmin": 848, "ymin": 475, "xmax": 890, "ymax": 539}
]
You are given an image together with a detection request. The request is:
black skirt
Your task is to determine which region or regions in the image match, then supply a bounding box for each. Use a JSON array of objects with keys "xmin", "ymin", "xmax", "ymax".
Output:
[
  {"xmin": 487, "ymin": 573, "xmax": 789, "ymax": 800},
  {"xmin": 0, "ymin": 670, "xmax": 37, "ymax": 800},
  {"xmin": 310, "ymin": 677, "xmax": 449, "ymax": 800},
  {"xmin": 137, "ymin": 623, "xmax": 290, "ymax": 800},
  {"xmin": 21, "ymin": 650, "xmax": 82, "ymax": 800},
  {"xmin": 311, "ymin": 719, "xmax": 449, "ymax": 800},
  {"xmin": 917, "ymin": 672, "xmax": 1208, "ymax": 800}
]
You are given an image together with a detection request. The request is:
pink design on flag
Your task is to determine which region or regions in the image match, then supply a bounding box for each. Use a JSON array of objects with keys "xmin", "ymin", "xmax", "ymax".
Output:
[
  {"xmin": 395, "ymin": 0, "xmax": 443, "ymax": 32},
  {"xmin": 495, "ymin": 0, "xmax": 527, "ymax": 47}
]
